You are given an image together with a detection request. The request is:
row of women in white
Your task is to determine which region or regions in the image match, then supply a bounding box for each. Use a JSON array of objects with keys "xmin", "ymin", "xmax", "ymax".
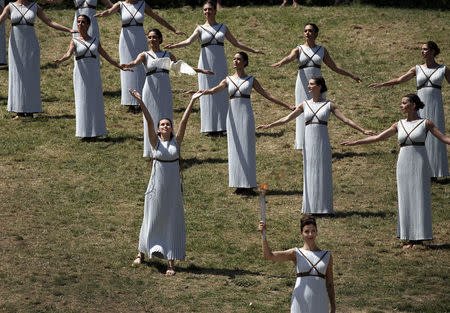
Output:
[{"xmin": 1, "ymin": 1, "xmax": 449, "ymax": 312}]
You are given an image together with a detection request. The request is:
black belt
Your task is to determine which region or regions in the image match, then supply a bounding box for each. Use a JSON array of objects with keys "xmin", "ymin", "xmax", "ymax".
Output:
[
  {"xmin": 305, "ymin": 120, "xmax": 328, "ymax": 126},
  {"xmin": 152, "ymin": 158, "xmax": 179, "ymax": 163},
  {"xmin": 76, "ymin": 5, "xmax": 96, "ymax": 9},
  {"xmin": 122, "ymin": 22, "xmax": 143, "ymax": 28},
  {"xmin": 146, "ymin": 69, "xmax": 169, "ymax": 76},
  {"xmin": 12, "ymin": 22, "xmax": 34, "ymax": 27},
  {"xmin": 417, "ymin": 85, "xmax": 441, "ymax": 90},
  {"xmin": 400, "ymin": 142, "xmax": 425, "ymax": 147},
  {"xmin": 201, "ymin": 42, "xmax": 224, "ymax": 48},
  {"xmin": 299, "ymin": 64, "xmax": 321, "ymax": 70},
  {"xmin": 296, "ymin": 272, "xmax": 326, "ymax": 279},
  {"xmin": 230, "ymin": 95, "xmax": 250, "ymax": 99},
  {"xmin": 76, "ymin": 55, "xmax": 97, "ymax": 60}
]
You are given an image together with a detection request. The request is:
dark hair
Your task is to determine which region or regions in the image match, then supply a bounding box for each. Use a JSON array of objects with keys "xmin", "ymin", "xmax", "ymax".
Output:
[
  {"xmin": 300, "ymin": 215, "xmax": 317, "ymax": 232},
  {"xmin": 148, "ymin": 28, "xmax": 163, "ymax": 44},
  {"xmin": 425, "ymin": 41, "xmax": 440, "ymax": 56},
  {"xmin": 78, "ymin": 14, "xmax": 91, "ymax": 26},
  {"xmin": 311, "ymin": 76, "xmax": 327, "ymax": 93},
  {"xmin": 404, "ymin": 94, "xmax": 425, "ymax": 111},
  {"xmin": 236, "ymin": 51, "xmax": 249, "ymax": 67},
  {"xmin": 157, "ymin": 118, "xmax": 174, "ymax": 139},
  {"xmin": 203, "ymin": 0, "xmax": 217, "ymax": 10},
  {"xmin": 304, "ymin": 23, "xmax": 319, "ymax": 33}
]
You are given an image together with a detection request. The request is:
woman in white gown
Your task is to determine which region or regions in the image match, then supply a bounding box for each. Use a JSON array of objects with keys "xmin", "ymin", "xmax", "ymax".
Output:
[
  {"xmin": 95, "ymin": 0, "xmax": 184, "ymax": 111},
  {"xmin": 164, "ymin": 0, "xmax": 263, "ymax": 136},
  {"xmin": 199, "ymin": 52, "xmax": 294, "ymax": 195},
  {"xmin": 54, "ymin": 15, "xmax": 130, "ymax": 139},
  {"xmin": 271, "ymin": 23, "xmax": 361, "ymax": 149},
  {"xmin": 0, "ymin": 0, "xmax": 75, "ymax": 119},
  {"xmin": 369, "ymin": 41, "xmax": 450, "ymax": 179},
  {"xmin": 0, "ymin": 0, "xmax": 6, "ymax": 65},
  {"xmin": 123, "ymin": 28, "xmax": 212, "ymax": 157},
  {"xmin": 258, "ymin": 77, "xmax": 374, "ymax": 214},
  {"xmin": 342, "ymin": 94, "xmax": 450, "ymax": 248},
  {"xmin": 129, "ymin": 89, "xmax": 201, "ymax": 276},
  {"xmin": 258, "ymin": 216, "xmax": 336, "ymax": 313}
]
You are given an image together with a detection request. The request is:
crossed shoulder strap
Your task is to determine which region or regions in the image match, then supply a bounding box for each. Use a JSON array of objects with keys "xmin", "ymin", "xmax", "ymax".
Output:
[
  {"xmin": 74, "ymin": 37, "xmax": 97, "ymax": 60},
  {"xmin": 121, "ymin": 0, "xmax": 144, "ymax": 27},
  {"xmin": 296, "ymin": 249, "xmax": 329, "ymax": 279},
  {"xmin": 199, "ymin": 24, "xmax": 225, "ymax": 48},
  {"xmin": 417, "ymin": 65, "xmax": 443, "ymax": 90},
  {"xmin": 304, "ymin": 100, "xmax": 329, "ymax": 126},
  {"xmin": 228, "ymin": 76, "xmax": 252, "ymax": 99},
  {"xmin": 75, "ymin": 0, "xmax": 96, "ymax": 9},
  {"xmin": 399, "ymin": 119, "xmax": 426, "ymax": 147},
  {"xmin": 11, "ymin": 2, "xmax": 36, "ymax": 26},
  {"xmin": 299, "ymin": 45, "xmax": 322, "ymax": 70}
]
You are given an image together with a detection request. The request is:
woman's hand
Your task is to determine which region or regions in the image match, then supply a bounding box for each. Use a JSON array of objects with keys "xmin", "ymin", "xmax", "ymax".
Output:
[
  {"xmin": 270, "ymin": 62, "xmax": 282, "ymax": 68},
  {"xmin": 352, "ymin": 75, "xmax": 362, "ymax": 83},
  {"xmin": 70, "ymin": 29, "xmax": 79, "ymax": 33},
  {"xmin": 54, "ymin": 58, "xmax": 63, "ymax": 64},
  {"xmin": 174, "ymin": 30, "xmax": 186, "ymax": 36},
  {"xmin": 253, "ymin": 49, "xmax": 264, "ymax": 54},
  {"xmin": 129, "ymin": 89, "xmax": 142, "ymax": 101},
  {"xmin": 368, "ymin": 83, "xmax": 382, "ymax": 88},
  {"xmin": 341, "ymin": 141, "xmax": 357, "ymax": 146},
  {"xmin": 256, "ymin": 124, "xmax": 270, "ymax": 130},
  {"xmin": 163, "ymin": 44, "xmax": 175, "ymax": 49},
  {"xmin": 119, "ymin": 64, "xmax": 133, "ymax": 71},
  {"xmin": 258, "ymin": 221, "xmax": 266, "ymax": 233},
  {"xmin": 363, "ymin": 130, "xmax": 376, "ymax": 136},
  {"xmin": 289, "ymin": 105, "xmax": 296, "ymax": 111}
]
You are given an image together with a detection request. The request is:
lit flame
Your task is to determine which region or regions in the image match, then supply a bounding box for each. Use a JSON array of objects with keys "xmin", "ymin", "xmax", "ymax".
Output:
[{"xmin": 258, "ymin": 181, "xmax": 268, "ymax": 192}]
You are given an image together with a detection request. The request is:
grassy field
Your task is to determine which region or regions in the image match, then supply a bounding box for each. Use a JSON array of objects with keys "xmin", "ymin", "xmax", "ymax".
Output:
[{"xmin": 0, "ymin": 4, "xmax": 449, "ymax": 313}]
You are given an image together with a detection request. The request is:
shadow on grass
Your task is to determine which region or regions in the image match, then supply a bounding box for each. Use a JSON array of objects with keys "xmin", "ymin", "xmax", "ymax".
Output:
[
  {"xmin": 95, "ymin": 135, "xmax": 141, "ymax": 144},
  {"xmin": 255, "ymin": 130, "xmax": 285, "ymax": 138},
  {"xmin": 0, "ymin": 96, "xmax": 8, "ymax": 102},
  {"xmin": 266, "ymin": 189, "xmax": 302, "ymax": 196},
  {"xmin": 37, "ymin": 114, "xmax": 75, "ymax": 120},
  {"xmin": 332, "ymin": 211, "xmax": 394, "ymax": 218},
  {"xmin": 174, "ymin": 107, "xmax": 200, "ymax": 113},
  {"xmin": 181, "ymin": 157, "xmax": 227, "ymax": 170},
  {"xmin": 332, "ymin": 151, "xmax": 386, "ymax": 160},
  {"xmin": 426, "ymin": 244, "xmax": 450, "ymax": 250},
  {"xmin": 432, "ymin": 177, "xmax": 450, "ymax": 185},
  {"xmin": 103, "ymin": 90, "xmax": 121, "ymax": 98},
  {"xmin": 41, "ymin": 62, "xmax": 58, "ymax": 70}
]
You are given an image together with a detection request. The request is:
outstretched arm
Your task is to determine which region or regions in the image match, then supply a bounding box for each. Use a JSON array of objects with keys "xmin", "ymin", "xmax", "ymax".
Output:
[
  {"xmin": 444, "ymin": 67, "xmax": 450, "ymax": 84},
  {"xmin": 270, "ymin": 47, "xmax": 299, "ymax": 68},
  {"xmin": 0, "ymin": 4, "xmax": 10, "ymax": 25},
  {"xmin": 164, "ymin": 27, "xmax": 200, "ymax": 49},
  {"xmin": 98, "ymin": 43, "xmax": 132, "ymax": 71},
  {"xmin": 145, "ymin": 5, "xmax": 185, "ymax": 35},
  {"xmin": 176, "ymin": 92, "xmax": 202, "ymax": 145},
  {"xmin": 341, "ymin": 123, "xmax": 397, "ymax": 146},
  {"xmin": 427, "ymin": 119, "xmax": 450, "ymax": 144},
  {"xmin": 100, "ymin": 0, "xmax": 114, "ymax": 7},
  {"xmin": 258, "ymin": 222, "xmax": 296, "ymax": 263},
  {"xmin": 37, "ymin": 6, "xmax": 75, "ymax": 32},
  {"xmin": 225, "ymin": 28, "xmax": 264, "ymax": 54},
  {"xmin": 331, "ymin": 102, "xmax": 375, "ymax": 135},
  {"xmin": 123, "ymin": 51, "xmax": 146, "ymax": 68},
  {"xmin": 129, "ymin": 89, "xmax": 158, "ymax": 148},
  {"xmin": 368, "ymin": 66, "xmax": 416, "ymax": 88},
  {"xmin": 257, "ymin": 104, "xmax": 304, "ymax": 130},
  {"xmin": 252, "ymin": 78, "xmax": 295, "ymax": 111},
  {"xmin": 323, "ymin": 48, "xmax": 361, "ymax": 82},
  {"xmin": 54, "ymin": 40, "xmax": 76, "ymax": 64},
  {"xmin": 94, "ymin": 2, "xmax": 119, "ymax": 18},
  {"xmin": 201, "ymin": 78, "xmax": 228, "ymax": 95},
  {"xmin": 325, "ymin": 255, "xmax": 336, "ymax": 313}
]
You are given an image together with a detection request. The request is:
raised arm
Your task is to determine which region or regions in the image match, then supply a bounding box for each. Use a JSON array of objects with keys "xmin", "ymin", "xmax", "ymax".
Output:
[
  {"xmin": 271, "ymin": 47, "xmax": 299, "ymax": 68},
  {"xmin": 331, "ymin": 102, "xmax": 375, "ymax": 135},
  {"xmin": 258, "ymin": 222, "xmax": 296, "ymax": 263},
  {"xmin": 37, "ymin": 6, "xmax": 75, "ymax": 32},
  {"xmin": 123, "ymin": 51, "xmax": 147, "ymax": 68},
  {"xmin": 341, "ymin": 123, "xmax": 397, "ymax": 146},
  {"xmin": 252, "ymin": 78, "xmax": 295, "ymax": 111},
  {"xmin": 98, "ymin": 42, "xmax": 131, "ymax": 71},
  {"xmin": 0, "ymin": 4, "xmax": 10, "ymax": 25},
  {"xmin": 164, "ymin": 27, "xmax": 200, "ymax": 49},
  {"xmin": 427, "ymin": 119, "xmax": 450, "ymax": 144},
  {"xmin": 129, "ymin": 89, "xmax": 158, "ymax": 148},
  {"xmin": 94, "ymin": 2, "xmax": 119, "ymax": 18},
  {"xmin": 368, "ymin": 66, "xmax": 416, "ymax": 88},
  {"xmin": 325, "ymin": 255, "xmax": 336, "ymax": 313},
  {"xmin": 54, "ymin": 40, "xmax": 76, "ymax": 64},
  {"xmin": 201, "ymin": 78, "xmax": 228, "ymax": 95},
  {"xmin": 323, "ymin": 48, "xmax": 361, "ymax": 82},
  {"xmin": 225, "ymin": 28, "xmax": 263, "ymax": 54},
  {"xmin": 176, "ymin": 93, "xmax": 202, "ymax": 145},
  {"xmin": 145, "ymin": 5, "xmax": 185, "ymax": 35},
  {"xmin": 257, "ymin": 104, "xmax": 304, "ymax": 130}
]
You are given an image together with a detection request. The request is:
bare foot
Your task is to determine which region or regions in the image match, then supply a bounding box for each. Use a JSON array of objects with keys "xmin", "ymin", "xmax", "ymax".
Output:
[
  {"xmin": 165, "ymin": 260, "xmax": 176, "ymax": 276},
  {"xmin": 280, "ymin": 0, "xmax": 288, "ymax": 7},
  {"xmin": 12, "ymin": 115, "xmax": 21, "ymax": 120},
  {"xmin": 293, "ymin": 0, "xmax": 300, "ymax": 7},
  {"xmin": 402, "ymin": 243, "xmax": 413, "ymax": 249},
  {"xmin": 132, "ymin": 252, "xmax": 144, "ymax": 265}
]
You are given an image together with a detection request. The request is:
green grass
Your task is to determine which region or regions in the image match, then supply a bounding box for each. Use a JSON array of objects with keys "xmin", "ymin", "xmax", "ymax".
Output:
[{"xmin": 0, "ymin": 4, "xmax": 449, "ymax": 313}]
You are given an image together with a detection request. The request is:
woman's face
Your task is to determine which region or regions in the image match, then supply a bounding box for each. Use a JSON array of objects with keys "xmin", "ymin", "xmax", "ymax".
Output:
[
  {"xmin": 307, "ymin": 79, "xmax": 320, "ymax": 93},
  {"xmin": 400, "ymin": 97, "xmax": 413, "ymax": 114},
  {"xmin": 233, "ymin": 53, "xmax": 246, "ymax": 69},
  {"xmin": 303, "ymin": 25, "xmax": 317, "ymax": 41},
  {"xmin": 203, "ymin": 3, "xmax": 216, "ymax": 19},
  {"xmin": 301, "ymin": 224, "xmax": 318, "ymax": 243},
  {"xmin": 77, "ymin": 16, "xmax": 90, "ymax": 32},
  {"xmin": 158, "ymin": 119, "xmax": 173, "ymax": 135},
  {"xmin": 147, "ymin": 31, "xmax": 162, "ymax": 46},
  {"xmin": 421, "ymin": 43, "xmax": 433, "ymax": 59}
]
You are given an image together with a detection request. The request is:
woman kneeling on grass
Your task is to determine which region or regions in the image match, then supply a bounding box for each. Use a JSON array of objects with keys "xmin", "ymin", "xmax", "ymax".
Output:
[
  {"xmin": 130, "ymin": 89, "xmax": 201, "ymax": 276},
  {"xmin": 259, "ymin": 216, "xmax": 335, "ymax": 313},
  {"xmin": 342, "ymin": 94, "xmax": 450, "ymax": 249}
]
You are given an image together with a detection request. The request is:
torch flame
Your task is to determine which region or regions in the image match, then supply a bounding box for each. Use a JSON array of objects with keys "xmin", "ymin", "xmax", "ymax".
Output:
[{"xmin": 258, "ymin": 181, "xmax": 268, "ymax": 191}]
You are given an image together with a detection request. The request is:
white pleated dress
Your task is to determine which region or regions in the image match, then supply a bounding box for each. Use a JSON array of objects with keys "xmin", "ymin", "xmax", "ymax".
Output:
[
  {"xmin": 142, "ymin": 51, "xmax": 173, "ymax": 158},
  {"xmin": 138, "ymin": 137, "xmax": 185, "ymax": 260},
  {"xmin": 119, "ymin": 0, "xmax": 147, "ymax": 106},
  {"xmin": 291, "ymin": 248, "xmax": 330, "ymax": 313},
  {"xmin": 0, "ymin": 0, "xmax": 7, "ymax": 65},
  {"xmin": 295, "ymin": 45, "xmax": 326, "ymax": 149},
  {"xmin": 416, "ymin": 64, "xmax": 449, "ymax": 177},
  {"xmin": 7, "ymin": 2, "xmax": 41, "ymax": 113},
  {"xmin": 198, "ymin": 23, "xmax": 228, "ymax": 132},
  {"xmin": 226, "ymin": 75, "xmax": 257, "ymax": 188},
  {"xmin": 302, "ymin": 100, "xmax": 333, "ymax": 214},
  {"xmin": 396, "ymin": 119, "xmax": 433, "ymax": 241},
  {"xmin": 73, "ymin": 0, "xmax": 100, "ymax": 39}
]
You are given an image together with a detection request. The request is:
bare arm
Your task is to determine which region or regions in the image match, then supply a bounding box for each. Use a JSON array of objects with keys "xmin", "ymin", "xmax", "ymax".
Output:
[
  {"xmin": 225, "ymin": 27, "xmax": 263, "ymax": 54},
  {"xmin": 37, "ymin": 6, "xmax": 75, "ymax": 32},
  {"xmin": 271, "ymin": 47, "xmax": 299, "ymax": 67},
  {"xmin": 325, "ymin": 255, "xmax": 336, "ymax": 313},
  {"xmin": 176, "ymin": 93, "xmax": 201, "ymax": 145},
  {"xmin": 331, "ymin": 102, "xmax": 375, "ymax": 135},
  {"xmin": 100, "ymin": 0, "xmax": 114, "ymax": 8},
  {"xmin": 427, "ymin": 119, "xmax": 450, "ymax": 144},
  {"xmin": 0, "ymin": 4, "xmax": 10, "ymax": 25},
  {"xmin": 94, "ymin": 2, "xmax": 119, "ymax": 18},
  {"xmin": 123, "ymin": 51, "xmax": 147, "ymax": 68},
  {"xmin": 145, "ymin": 5, "xmax": 184, "ymax": 35},
  {"xmin": 201, "ymin": 78, "xmax": 228, "ymax": 95},
  {"xmin": 256, "ymin": 104, "xmax": 304, "ymax": 129},
  {"xmin": 258, "ymin": 222, "xmax": 296, "ymax": 263},
  {"xmin": 164, "ymin": 27, "xmax": 200, "ymax": 49},
  {"xmin": 445, "ymin": 67, "xmax": 450, "ymax": 84},
  {"xmin": 98, "ymin": 42, "xmax": 131, "ymax": 71},
  {"xmin": 252, "ymin": 78, "xmax": 295, "ymax": 111},
  {"xmin": 368, "ymin": 66, "xmax": 416, "ymax": 88},
  {"xmin": 323, "ymin": 48, "xmax": 361, "ymax": 82},
  {"xmin": 54, "ymin": 40, "xmax": 76, "ymax": 64},
  {"xmin": 129, "ymin": 89, "xmax": 158, "ymax": 148},
  {"xmin": 341, "ymin": 123, "xmax": 397, "ymax": 146}
]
